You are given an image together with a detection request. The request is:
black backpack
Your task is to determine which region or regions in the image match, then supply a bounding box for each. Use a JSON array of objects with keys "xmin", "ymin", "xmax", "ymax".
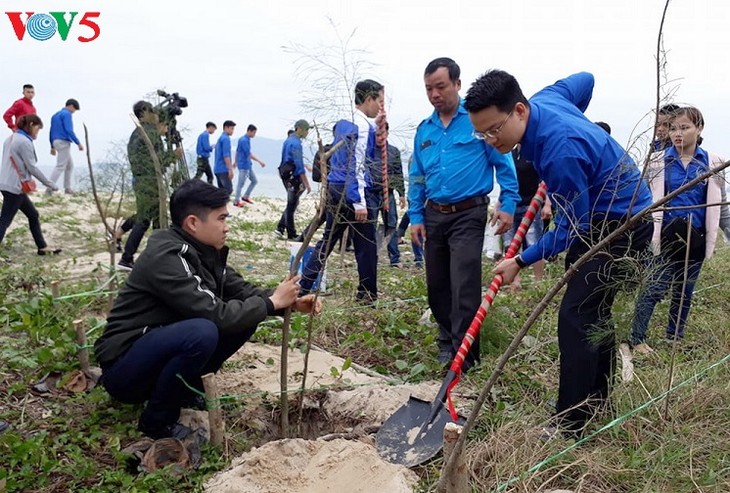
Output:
[{"xmin": 312, "ymin": 144, "xmax": 332, "ymax": 183}]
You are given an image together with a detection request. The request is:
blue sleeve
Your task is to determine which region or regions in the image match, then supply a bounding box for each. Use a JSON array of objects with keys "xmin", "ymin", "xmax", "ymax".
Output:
[
  {"xmin": 550, "ymin": 72, "xmax": 594, "ymax": 113},
  {"xmin": 293, "ymin": 140, "xmax": 305, "ymax": 175},
  {"xmin": 408, "ymin": 131, "xmax": 427, "ymax": 225},
  {"xmin": 222, "ymin": 136, "xmax": 231, "ymax": 158},
  {"xmin": 521, "ymin": 152, "xmax": 591, "ymax": 264},
  {"xmin": 196, "ymin": 133, "xmax": 205, "ymax": 155},
  {"xmin": 489, "ymin": 145, "xmax": 519, "ymax": 215},
  {"xmin": 62, "ymin": 112, "xmax": 80, "ymax": 145},
  {"xmin": 235, "ymin": 138, "xmax": 244, "ymax": 163}
]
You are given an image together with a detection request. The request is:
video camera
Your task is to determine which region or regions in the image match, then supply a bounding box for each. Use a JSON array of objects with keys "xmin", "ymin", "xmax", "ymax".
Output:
[
  {"xmin": 155, "ymin": 89, "xmax": 188, "ymax": 117},
  {"xmin": 154, "ymin": 89, "xmax": 189, "ymax": 184}
]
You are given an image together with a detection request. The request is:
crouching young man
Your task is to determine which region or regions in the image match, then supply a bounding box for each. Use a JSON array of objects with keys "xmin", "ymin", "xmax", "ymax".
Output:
[{"xmin": 94, "ymin": 180, "xmax": 321, "ymax": 439}]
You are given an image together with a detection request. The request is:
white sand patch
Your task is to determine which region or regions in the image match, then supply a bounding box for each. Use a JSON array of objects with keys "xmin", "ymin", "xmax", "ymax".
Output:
[
  {"xmin": 220, "ymin": 344, "xmax": 388, "ymax": 397},
  {"xmin": 203, "ymin": 438, "xmax": 418, "ymax": 493}
]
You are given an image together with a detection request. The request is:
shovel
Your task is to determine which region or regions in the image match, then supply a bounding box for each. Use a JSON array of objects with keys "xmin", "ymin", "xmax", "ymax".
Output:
[{"xmin": 376, "ymin": 183, "xmax": 548, "ymax": 467}]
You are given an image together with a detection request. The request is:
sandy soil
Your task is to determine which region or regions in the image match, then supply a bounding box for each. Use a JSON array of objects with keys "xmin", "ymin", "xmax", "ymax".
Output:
[{"xmin": 204, "ymin": 438, "xmax": 418, "ymax": 493}]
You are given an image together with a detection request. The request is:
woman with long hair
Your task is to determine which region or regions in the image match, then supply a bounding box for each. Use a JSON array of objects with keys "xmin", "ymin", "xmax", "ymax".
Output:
[
  {"xmin": 0, "ymin": 114, "xmax": 62, "ymax": 255},
  {"xmin": 630, "ymin": 106, "xmax": 722, "ymax": 353}
]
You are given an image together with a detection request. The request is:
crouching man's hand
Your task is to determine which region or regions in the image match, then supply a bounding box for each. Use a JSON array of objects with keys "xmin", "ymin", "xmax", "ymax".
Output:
[
  {"xmin": 293, "ymin": 294, "xmax": 322, "ymax": 315},
  {"xmin": 269, "ymin": 275, "xmax": 301, "ymax": 310}
]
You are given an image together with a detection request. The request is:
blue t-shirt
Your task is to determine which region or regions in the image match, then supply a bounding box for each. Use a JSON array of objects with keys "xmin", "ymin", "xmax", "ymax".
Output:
[
  {"xmin": 214, "ymin": 133, "xmax": 231, "ymax": 174},
  {"xmin": 280, "ymin": 134, "xmax": 304, "ymax": 176},
  {"xmin": 236, "ymin": 135, "xmax": 252, "ymax": 170},
  {"xmin": 49, "ymin": 108, "xmax": 80, "ymax": 146},
  {"xmin": 196, "ymin": 131, "xmax": 213, "ymax": 158}
]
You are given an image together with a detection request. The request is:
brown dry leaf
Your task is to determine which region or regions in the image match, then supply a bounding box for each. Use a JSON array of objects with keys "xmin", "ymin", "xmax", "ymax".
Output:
[
  {"xmin": 141, "ymin": 437, "xmax": 190, "ymax": 476},
  {"xmin": 64, "ymin": 370, "xmax": 89, "ymax": 393}
]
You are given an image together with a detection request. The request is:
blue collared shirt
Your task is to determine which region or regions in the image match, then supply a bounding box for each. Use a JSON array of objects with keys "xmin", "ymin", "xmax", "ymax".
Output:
[
  {"xmin": 409, "ymin": 100, "xmax": 519, "ymax": 225},
  {"xmin": 281, "ymin": 134, "xmax": 305, "ymax": 176},
  {"xmin": 49, "ymin": 108, "xmax": 80, "ymax": 146},
  {"xmin": 213, "ymin": 133, "xmax": 231, "ymax": 174},
  {"xmin": 662, "ymin": 145, "xmax": 709, "ymax": 230},
  {"xmin": 196, "ymin": 131, "xmax": 213, "ymax": 158},
  {"xmin": 519, "ymin": 72, "xmax": 653, "ymax": 265},
  {"xmin": 236, "ymin": 135, "xmax": 252, "ymax": 170}
]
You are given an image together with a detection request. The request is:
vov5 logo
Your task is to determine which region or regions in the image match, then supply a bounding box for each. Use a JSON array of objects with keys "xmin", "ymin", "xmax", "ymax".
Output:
[{"xmin": 6, "ymin": 11, "xmax": 100, "ymax": 42}]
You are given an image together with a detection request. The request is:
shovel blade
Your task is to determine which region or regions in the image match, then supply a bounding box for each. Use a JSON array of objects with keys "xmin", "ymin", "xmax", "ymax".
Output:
[{"xmin": 376, "ymin": 396, "xmax": 465, "ymax": 467}]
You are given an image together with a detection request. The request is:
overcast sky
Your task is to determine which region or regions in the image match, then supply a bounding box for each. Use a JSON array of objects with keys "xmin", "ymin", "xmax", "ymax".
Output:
[{"xmin": 2, "ymin": 0, "xmax": 728, "ymax": 165}]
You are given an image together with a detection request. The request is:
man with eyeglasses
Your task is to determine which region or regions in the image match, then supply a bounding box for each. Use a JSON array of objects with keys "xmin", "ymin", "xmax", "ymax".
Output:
[
  {"xmin": 464, "ymin": 70, "xmax": 653, "ymax": 438},
  {"xmin": 408, "ymin": 57, "xmax": 519, "ymax": 373}
]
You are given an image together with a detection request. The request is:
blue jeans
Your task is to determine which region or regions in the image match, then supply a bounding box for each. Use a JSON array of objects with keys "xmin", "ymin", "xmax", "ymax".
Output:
[
  {"xmin": 502, "ymin": 204, "xmax": 544, "ymax": 251},
  {"xmin": 396, "ymin": 211, "xmax": 424, "ymax": 264},
  {"xmin": 631, "ymin": 256, "xmax": 704, "ymax": 344},
  {"xmin": 101, "ymin": 318, "xmax": 256, "ymax": 430},
  {"xmin": 235, "ymin": 168, "xmax": 258, "ymax": 202},
  {"xmin": 300, "ymin": 185, "xmax": 378, "ymax": 301},
  {"xmin": 215, "ymin": 172, "xmax": 233, "ymax": 195}
]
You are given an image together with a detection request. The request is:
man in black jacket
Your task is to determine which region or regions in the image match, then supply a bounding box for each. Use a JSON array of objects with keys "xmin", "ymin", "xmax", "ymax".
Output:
[{"xmin": 95, "ymin": 180, "xmax": 321, "ymax": 439}]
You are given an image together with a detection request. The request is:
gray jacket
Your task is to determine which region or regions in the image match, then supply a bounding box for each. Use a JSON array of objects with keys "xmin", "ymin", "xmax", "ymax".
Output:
[{"xmin": 0, "ymin": 132, "xmax": 55, "ymax": 194}]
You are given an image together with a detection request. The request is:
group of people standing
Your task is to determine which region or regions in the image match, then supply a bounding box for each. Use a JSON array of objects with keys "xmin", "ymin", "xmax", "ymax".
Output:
[{"xmin": 0, "ymin": 83, "xmax": 85, "ymax": 256}]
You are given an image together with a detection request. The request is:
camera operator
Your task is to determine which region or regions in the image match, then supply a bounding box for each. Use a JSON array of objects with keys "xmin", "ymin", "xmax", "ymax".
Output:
[{"xmin": 118, "ymin": 101, "xmax": 180, "ymax": 272}]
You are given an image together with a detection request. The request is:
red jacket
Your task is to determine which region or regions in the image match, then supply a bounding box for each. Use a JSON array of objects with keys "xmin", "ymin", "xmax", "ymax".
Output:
[{"xmin": 3, "ymin": 97, "xmax": 36, "ymax": 130}]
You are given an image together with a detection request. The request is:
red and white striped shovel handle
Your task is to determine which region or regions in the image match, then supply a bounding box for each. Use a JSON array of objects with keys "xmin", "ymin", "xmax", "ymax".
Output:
[{"xmin": 445, "ymin": 182, "xmax": 548, "ymax": 420}]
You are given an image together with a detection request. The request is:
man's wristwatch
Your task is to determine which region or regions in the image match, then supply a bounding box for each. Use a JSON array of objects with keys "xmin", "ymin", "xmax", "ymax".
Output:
[{"xmin": 514, "ymin": 254, "xmax": 527, "ymax": 268}]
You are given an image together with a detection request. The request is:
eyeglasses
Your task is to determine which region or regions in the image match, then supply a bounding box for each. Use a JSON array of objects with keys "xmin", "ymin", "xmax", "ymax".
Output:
[{"xmin": 472, "ymin": 110, "xmax": 513, "ymax": 140}]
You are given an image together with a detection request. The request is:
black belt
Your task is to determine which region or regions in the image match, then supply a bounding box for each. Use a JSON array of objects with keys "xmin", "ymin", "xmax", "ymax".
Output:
[{"xmin": 426, "ymin": 195, "xmax": 489, "ymax": 214}]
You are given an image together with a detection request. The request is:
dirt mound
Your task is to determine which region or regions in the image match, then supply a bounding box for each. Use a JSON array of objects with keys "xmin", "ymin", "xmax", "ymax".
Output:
[
  {"xmin": 204, "ymin": 438, "xmax": 418, "ymax": 493},
  {"xmin": 220, "ymin": 344, "xmax": 388, "ymax": 397},
  {"xmin": 323, "ymin": 381, "xmax": 440, "ymax": 424}
]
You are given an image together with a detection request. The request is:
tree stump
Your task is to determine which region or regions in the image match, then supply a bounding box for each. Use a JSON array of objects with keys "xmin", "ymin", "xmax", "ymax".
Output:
[
  {"xmin": 201, "ymin": 373, "xmax": 224, "ymax": 446},
  {"xmin": 441, "ymin": 422, "xmax": 468, "ymax": 493}
]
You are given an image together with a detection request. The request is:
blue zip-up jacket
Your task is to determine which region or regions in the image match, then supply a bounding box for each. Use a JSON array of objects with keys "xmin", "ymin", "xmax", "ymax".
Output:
[
  {"xmin": 236, "ymin": 135, "xmax": 252, "ymax": 170},
  {"xmin": 49, "ymin": 108, "xmax": 80, "ymax": 146},
  {"xmin": 213, "ymin": 133, "xmax": 231, "ymax": 174},
  {"xmin": 327, "ymin": 109, "xmax": 375, "ymax": 210},
  {"xmin": 196, "ymin": 131, "xmax": 213, "ymax": 158},
  {"xmin": 409, "ymin": 100, "xmax": 519, "ymax": 225},
  {"xmin": 280, "ymin": 134, "xmax": 305, "ymax": 177},
  {"xmin": 519, "ymin": 72, "xmax": 653, "ymax": 265}
]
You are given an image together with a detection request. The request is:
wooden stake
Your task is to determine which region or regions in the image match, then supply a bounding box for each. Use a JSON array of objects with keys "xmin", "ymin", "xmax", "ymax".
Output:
[
  {"xmin": 73, "ymin": 319, "xmax": 90, "ymax": 375},
  {"xmin": 440, "ymin": 422, "xmax": 468, "ymax": 493},
  {"xmin": 51, "ymin": 281, "xmax": 60, "ymax": 298},
  {"xmin": 201, "ymin": 373, "xmax": 224, "ymax": 446}
]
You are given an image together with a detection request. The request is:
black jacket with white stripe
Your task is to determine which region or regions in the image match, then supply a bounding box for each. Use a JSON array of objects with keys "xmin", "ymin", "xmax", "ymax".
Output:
[{"xmin": 94, "ymin": 226, "xmax": 277, "ymax": 367}]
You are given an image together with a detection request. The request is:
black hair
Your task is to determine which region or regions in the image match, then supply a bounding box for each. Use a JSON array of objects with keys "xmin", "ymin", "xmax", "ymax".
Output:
[
  {"xmin": 16, "ymin": 114, "xmax": 43, "ymax": 133},
  {"xmin": 464, "ymin": 69, "xmax": 529, "ymax": 114},
  {"xmin": 287, "ymin": 129, "xmax": 295, "ymax": 136},
  {"xmin": 674, "ymin": 106, "xmax": 705, "ymax": 146},
  {"xmin": 22, "ymin": 84, "xmax": 34, "ymax": 91},
  {"xmin": 247, "ymin": 124, "xmax": 257, "ymax": 132},
  {"xmin": 206, "ymin": 121, "xmax": 217, "ymax": 129},
  {"xmin": 133, "ymin": 100, "xmax": 153, "ymax": 119},
  {"xmin": 659, "ymin": 103, "xmax": 680, "ymax": 116},
  {"xmin": 223, "ymin": 120, "xmax": 236, "ymax": 128},
  {"xmin": 424, "ymin": 57, "xmax": 460, "ymax": 82},
  {"xmin": 354, "ymin": 79, "xmax": 384, "ymax": 105},
  {"xmin": 595, "ymin": 121, "xmax": 611, "ymax": 135},
  {"xmin": 170, "ymin": 180, "xmax": 230, "ymax": 227}
]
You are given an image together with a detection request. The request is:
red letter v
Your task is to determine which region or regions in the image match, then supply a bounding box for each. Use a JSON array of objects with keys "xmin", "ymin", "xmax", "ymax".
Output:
[{"xmin": 6, "ymin": 12, "xmax": 34, "ymax": 40}]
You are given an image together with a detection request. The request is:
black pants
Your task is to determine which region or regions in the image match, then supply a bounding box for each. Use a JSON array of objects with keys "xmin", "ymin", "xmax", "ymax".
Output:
[
  {"xmin": 300, "ymin": 185, "xmax": 378, "ymax": 301},
  {"xmin": 556, "ymin": 220, "xmax": 652, "ymax": 431},
  {"xmin": 424, "ymin": 202, "xmax": 489, "ymax": 371},
  {"xmin": 277, "ymin": 179, "xmax": 304, "ymax": 238},
  {"xmin": 194, "ymin": 156, "xmax": 213, "ymax": 184},
  {"xmin": 0, "ymin": 191, "xmax": 47, "ymax": 249},
  {"xmin": 101, "ymin": 318, "xmax": 256, "ymax": 431}
]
